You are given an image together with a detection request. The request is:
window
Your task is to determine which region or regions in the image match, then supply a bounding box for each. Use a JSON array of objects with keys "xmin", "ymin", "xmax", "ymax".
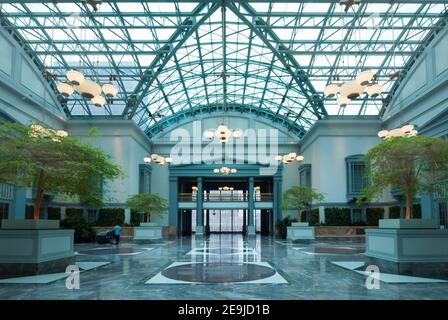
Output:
[
  {"xmin": 0, "ymin": 202, "xmax": 9, "ymax": 220},
  {"xmin": 346, "ymin": 155, "xmax": 368, "ymax": 197},
  {"xmin": 299, "ymin": 164, "xmax": 311, "ymax": 188}
]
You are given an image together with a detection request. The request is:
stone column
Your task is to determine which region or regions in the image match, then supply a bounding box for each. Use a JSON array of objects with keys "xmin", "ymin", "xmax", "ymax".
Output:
[
  {"xmin": 12, "ymin": 187, "xmax": 26, "ymax": 219},
  {"xmin": 319, "ymin": 206, "xmax": 326, "ymax": 224},
  {"xmin": 273, "ymin": 177, "xmax": 282, "ymax": 225},
  {"xmin": 196, "ymin": 177, "xmax": 204, "ymax": 235},
  {"xmin": 168, "ymin": 176, "xmax": 178, "ymax": 232},
  {"xmin": 383, "ymin": 206, "xmax": 390, "ymax": 219},
  {"xmin": 124, "ymin": 208, "xmax": 131, "ymax": 225},
  {"xmin": 60, "ymin": 207, "xmax": 67, "ymax": 221},
  {"xmin": 247, "ymin": 176, "xmax": 255, "ymax": 235}
]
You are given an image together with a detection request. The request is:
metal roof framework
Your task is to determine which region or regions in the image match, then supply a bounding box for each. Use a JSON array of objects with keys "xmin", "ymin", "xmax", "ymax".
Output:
[{"xmin": 0, "ymin": 0, "xmax": 446, "ymax": 137}]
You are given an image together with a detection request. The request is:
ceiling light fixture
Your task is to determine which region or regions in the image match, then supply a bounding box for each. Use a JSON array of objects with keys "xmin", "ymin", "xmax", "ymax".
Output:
[
  {"xmin": 204, "ymin": 124, "xmax": 242, "ymax": 143},
  {"xmin": 143, "ymin": 154, "xmax": 172, "ymax": 165},
  {"xmin": 377, "ymin": 124, "xmax": 418, "ymax": 139},
  {"xmin": 275, "ymin": 153, "xmax": 304, "ymax": 164},
  {"xmin": 213, "ymin": 167, "xmax": 237, "ymax": 175}
]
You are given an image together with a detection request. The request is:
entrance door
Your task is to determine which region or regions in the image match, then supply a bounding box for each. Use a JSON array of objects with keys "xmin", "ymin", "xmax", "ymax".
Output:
[
  {"xmin": 181, "ymin": 210, "xmax": 192, "ymax": 236},
  {"xmin": 260, "ymin": 210, "xmax": 271, "ymax": 236},
  {"xmin": 208, "ymin": 210, "xmax": 244, "ymax": 233}
]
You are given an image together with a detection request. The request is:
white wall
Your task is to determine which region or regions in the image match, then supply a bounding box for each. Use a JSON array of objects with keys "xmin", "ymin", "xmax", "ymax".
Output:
[
  {"xmin": 66, "ymin": 120, "xmax": 152, "ymax": 205},
  {"xmin": 149, "ymin": 165, "xmax": 170, "ymax": 225},
  {"xmin": 382, "ymin": 26, "xmax": 448, "ymax": 135},
  {"xmin": 0, "ymin": 27, "xmax": 65, "ymax": 128},
  {"xmin": 299, "ymin": 117, "xmax": 394, "ymax": 205}
]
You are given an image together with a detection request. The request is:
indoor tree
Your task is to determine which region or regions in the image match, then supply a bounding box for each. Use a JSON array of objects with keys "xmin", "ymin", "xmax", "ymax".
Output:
[
  {"xmin": 281, "ymin": 185, "xmax": 325, "ymax": 222},
  {"xmin": 360, "ymin": 135, "xmax": 448, "ymax": 220},
  {"xmin": 0, "ymin": 121, "xmax": 123, "ymax": 220},
  {"xmin": 125, "ymin": 193, "xmax": 168, "ymax": 223}
]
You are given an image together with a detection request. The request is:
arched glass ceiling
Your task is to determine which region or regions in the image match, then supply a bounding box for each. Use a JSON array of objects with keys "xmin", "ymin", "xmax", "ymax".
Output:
[{"xmin": 0, "ymin": 1, "xmax": 447, "ymax": 138}]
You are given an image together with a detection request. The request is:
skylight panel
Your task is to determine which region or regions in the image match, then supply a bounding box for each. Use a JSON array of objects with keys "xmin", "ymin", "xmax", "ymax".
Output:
[
  {"xmin": 116, "ymin": 2, "xmax": 143, "ymax": 13},
  {"xmin": 248, "ymin": 3, "xmax": 270, "ymax": 12},
  {"xmin": 302, "ymin": 3, "xmax": 331, "ymax": 13}
]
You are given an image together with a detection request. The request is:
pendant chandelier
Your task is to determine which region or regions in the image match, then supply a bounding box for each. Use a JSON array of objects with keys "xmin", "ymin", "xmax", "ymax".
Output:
[
  {"xmin": 377, "ymin": 124, "xmax": 418, "ymax": 139},
  {"xmin": 57, "ymin": 69, "xmax": 118, "ymax": 108},
  {"xmin": 275, "ymin": 152, "xmax": 304, "ymax": 164},
  {"xmin": 324, "ymin": 69, "xmax": 384, "ymax": 108},
  {"xmin": 213, "ymin": 166, "xmax": 237, "ymax": 175},
  {"xmin": 204, "ymin": 124, "xmax": 242, "ymax": 143},
  {"xmin": 143, "ymin": 154, "xmax": 172, "ymax": 165}
]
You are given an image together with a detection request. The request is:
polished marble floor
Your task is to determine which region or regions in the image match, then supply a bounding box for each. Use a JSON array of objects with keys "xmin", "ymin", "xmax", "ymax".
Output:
[{"xmin": 1, "ymin": 234, "xmax": 448, "ymax": 300}]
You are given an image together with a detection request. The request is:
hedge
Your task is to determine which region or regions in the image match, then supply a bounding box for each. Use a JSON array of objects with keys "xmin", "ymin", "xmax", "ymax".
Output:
[
  {"xmin": 389, "ymin": 206, "xmax": 401, "ymax": 219},
  {"xmin": 47, "ymin": 207, "xmax": 61, "ymax": 220},
  {"xmin": 96, "ymin": 208, "xmax": 125, "ymax": 226},
  {"xmin": 366, "ymin": 207, "xmax": 384, "ymax": 226},
  {"xmin": 130, "ymin": 209, "xmax": 142, "ymax": 226},
  {"xmin": 324, "ymin": 207, "xmax": 351, "ymax": 226}
]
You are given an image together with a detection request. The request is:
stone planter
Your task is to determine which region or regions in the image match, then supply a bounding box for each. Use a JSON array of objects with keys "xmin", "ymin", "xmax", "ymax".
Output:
[
  {"xmin": 365, "ymin": 228, "xmax": 448, "ymax": 262},
  {"xmin": 378, "ymin": 219, "xmax": 436, "ymax": 229},
  {"xmin": 0, "ymin": 228, "xmax": 74, "ymax": 277},
  {"xmin": 287, "ymin": 223, "xmax": 315, "ymax": 240},
  {"xmin": 134, "ymin": 222, "xmax": 162, "ymax": 240},
  {"xmin": 1, "ymin": 219, "xmax": 59, "ymax": 229}
]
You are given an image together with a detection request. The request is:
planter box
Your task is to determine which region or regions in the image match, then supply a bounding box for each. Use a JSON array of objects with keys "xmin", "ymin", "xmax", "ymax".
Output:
[
  {"xmin": 140, "ymin": 222, "xmax": 159, "ymax": 227},
  {"xmin": 365, "ymin": 228, "xmax": 448, "ymax": 263},
  {"xmin": 1, "ymin": 219, "xmax": 59, "ymax": 229},
  {"xmin": 287, "ymin": 225, "xmax": 315, "ymax": 240},
  {"xmin": 291, "ymin": 222, "xmax": 309, "ymax": 227},
  {"xmin": 379, "ymin": 219, "xmax": 436, "ymax": 229},
  {"xmin": 0, "ymin": 229, "xmax": 74, "ymax": 277},
  {"xmin": 134, "ymin": 223, "xmax": 162, "ymax": 240}
]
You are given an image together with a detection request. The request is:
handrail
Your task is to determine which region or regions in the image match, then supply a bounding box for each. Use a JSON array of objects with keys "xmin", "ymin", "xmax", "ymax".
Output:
[{"xmin": 177, "ymin": 192, "xmax": 273, "ymax": 202}]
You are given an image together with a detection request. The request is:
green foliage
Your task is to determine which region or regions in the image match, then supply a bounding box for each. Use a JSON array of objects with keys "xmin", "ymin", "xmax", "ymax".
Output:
[
  {"xmin": 281, "ymin": 185, "xmax": 325, "ymax": 222},
  {"xmin": 389, "ymin": 206, "xmax": 401, "ymax": 219},
  {"xmin": 412, "ymin": 204, "xmax": 422, "ymax": 219},
  {"xmin": 96, "ymin": 208, "xmax": 125, "ymax": 226},
  {"xmin": 300, "ymin": 208, "xmax": 320, "ymax": 226},
  {"xmin": 66, "ymin": 207, "xmax": 84, "ymax": 217},
  {"xmin": 310, "ymin": 208, "xmax": 320, "ymax": 226},
  {"xmin": 61, "ymin": 213, "xmax": 96, "ymax": 243},
  {"xmin": 130, "ymin": 209, "xmax": 142, "ymax": 226},
  {"xmin": 0, "ymin": 121, "xmax": 123, "ymax": 220},
  {"xmin": 47, "ymin": 207, "xmax": 61, "ymax": 220},
  {"xmin": 360, "ymin": 136, "xmax": 448, "ymax": 219},
  {"xmin": 125, "ymin": 193, "xmax": 168, "ymax": 223},
  {"xmin": 275, "ymin": 216, "xmax": 296, "ymax": 239},
  {"xmin": 324, "ymin": 208, "xmax": 351, "ymax": 226},
  {"xmin": 366, "ymin": 208, "xmax": 384, "ymax": 226}
]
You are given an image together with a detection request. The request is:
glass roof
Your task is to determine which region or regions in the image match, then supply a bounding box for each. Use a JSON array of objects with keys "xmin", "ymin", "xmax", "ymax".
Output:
[{"xmin": 0, "ymin": 1, "xmax": 447, "ymax": 137}]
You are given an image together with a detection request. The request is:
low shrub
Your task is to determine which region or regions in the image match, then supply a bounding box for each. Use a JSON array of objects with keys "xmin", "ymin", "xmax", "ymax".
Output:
[
  {"xmin": 324, "ymin": 207, "xmax": 351, "ymax": 226},
  {"xmin": 96, "ymin": 208, "xmax": 125, "ymax": 226},
  {"xmin": 61, "ymin": 214, "xmax": 96, "ymax": 243},
  {"xmin": 366, "ymin": 208, "xmax": 384, "ymax": 226},
  {"xmin": 275, "ymin": 216, "xmax": 296, "ymax": 239}
]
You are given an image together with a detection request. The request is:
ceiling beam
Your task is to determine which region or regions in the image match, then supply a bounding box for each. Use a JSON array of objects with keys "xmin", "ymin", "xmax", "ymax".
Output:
[
  {"xmin": 123, "ymin": 1, "xmax": 220, "ymax": 119},
  {"xmin": 228, "ymin": 1, "xmax": 327, "ymax": 119}
]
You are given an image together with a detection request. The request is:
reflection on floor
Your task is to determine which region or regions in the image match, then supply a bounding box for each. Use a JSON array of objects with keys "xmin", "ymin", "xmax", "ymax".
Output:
[
  {"xmin": 1, "ymin": 234, "xmax": 448, "ymax": 299},
  {"xmin": 0, "ymin": 262, "xmax": 110, "ymax": 284},
  {"xmin": 331, "ymin": 261, "xmax": 448, "ymax": 284}
]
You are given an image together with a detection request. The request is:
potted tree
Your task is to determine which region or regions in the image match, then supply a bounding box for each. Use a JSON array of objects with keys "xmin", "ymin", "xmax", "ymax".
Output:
[
  {"xmin": 126, "ymin": 193, "xmax": 168, "ymax": 224},
  {"xmin": 281, "ymin": 185, "xmax": 324, "ymax": 240},
  {"xmin": 361, "ymin": 135, "xmax": 448, "ymax": 229},
  {"xmin": 126, "ymin": 193, "xmax": 167, "ymax": 240},
  {"xmin": 0, "ymin": 121, "xmax": 122, "ymax": 276},
  {"xmin": 361, "ymin": 135, "xmax": 448, "ymax": 265}
]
